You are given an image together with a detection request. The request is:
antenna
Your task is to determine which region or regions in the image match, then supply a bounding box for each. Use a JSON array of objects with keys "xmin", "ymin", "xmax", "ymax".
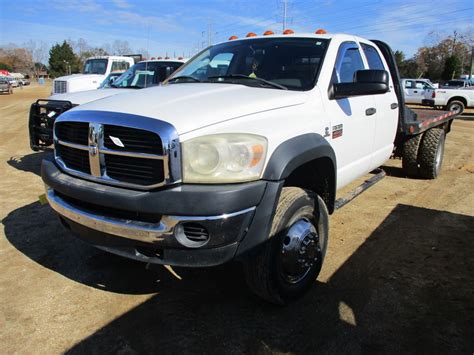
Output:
[
  {"xmin": 144, "ymin": 20, "xmax": 150, "ymax": 87},
  {"xmin": 283, "ymin": 0, "xmax": 287, "ymax": 31}
]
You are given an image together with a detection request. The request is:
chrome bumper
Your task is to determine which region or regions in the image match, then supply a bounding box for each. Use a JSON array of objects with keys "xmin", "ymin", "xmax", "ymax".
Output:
[{"xmin": 45, "ymin": 187, "xmax": 255, "ymax": 247}]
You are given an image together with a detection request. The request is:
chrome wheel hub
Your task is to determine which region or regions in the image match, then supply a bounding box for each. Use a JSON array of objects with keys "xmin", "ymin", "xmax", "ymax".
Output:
[
  {"xmin": 450, "ymin": 104, "xmax": 461, "ymax": 114},
  {"xmin": 280, "ymin": 218, "xmax": 321, "ymax": 284}
]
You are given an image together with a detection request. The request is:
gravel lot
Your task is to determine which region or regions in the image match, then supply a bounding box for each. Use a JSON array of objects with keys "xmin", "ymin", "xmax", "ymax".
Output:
[{"xmin": 1, "ymin": 84, "xmax": 473, "ymax": 354}]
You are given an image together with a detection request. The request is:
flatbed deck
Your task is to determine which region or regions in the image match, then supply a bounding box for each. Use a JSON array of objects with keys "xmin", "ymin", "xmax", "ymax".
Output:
[{"xmin": 404, "ymin": 108, "xmax": 456, "ymax": 135}]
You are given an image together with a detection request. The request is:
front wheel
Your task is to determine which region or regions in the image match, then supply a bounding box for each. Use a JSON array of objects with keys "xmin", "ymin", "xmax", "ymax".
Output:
[{"xmin": 243, "ymin": 187, "xmax": 329, "ymax": 305}]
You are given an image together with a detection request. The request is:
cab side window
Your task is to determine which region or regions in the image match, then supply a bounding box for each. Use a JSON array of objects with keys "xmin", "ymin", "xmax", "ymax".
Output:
[
  {"xmin": 404, "ymin": 80, "xmax": 415, "ymax": 89},
  {"xmin": 334, "ymin": 42, "xmax": 365, "ymax": 83},
  {"xmin": 360, "ymin": 43, "xmax": 385, "ymax": 70},
  {"xmin": 111, "ymin": 61, "xmax": 130, "ymax": 72}
]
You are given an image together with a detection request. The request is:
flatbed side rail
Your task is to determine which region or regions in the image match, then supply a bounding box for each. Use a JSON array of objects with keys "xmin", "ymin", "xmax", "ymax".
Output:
[{"xmin": 404, "ymin": 108, "xmax": 457, "ymax": 135}]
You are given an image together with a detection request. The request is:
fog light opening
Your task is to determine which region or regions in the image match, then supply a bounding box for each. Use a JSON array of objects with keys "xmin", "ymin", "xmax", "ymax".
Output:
[{"xmin": 175, "ymin": 222, "xmax": 210, "ymax": 248}]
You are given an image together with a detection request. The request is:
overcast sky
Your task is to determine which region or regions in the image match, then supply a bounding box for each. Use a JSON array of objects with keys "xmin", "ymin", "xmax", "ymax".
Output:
[{"xmin": 1, "ymin": 0, "xmax": 473, "ymax": 58}]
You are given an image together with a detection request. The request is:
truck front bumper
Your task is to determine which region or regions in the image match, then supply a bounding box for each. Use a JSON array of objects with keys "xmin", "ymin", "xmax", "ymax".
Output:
[{"xmin": 42, "ymin": 158, "xmax": 282, "ymax": 267}]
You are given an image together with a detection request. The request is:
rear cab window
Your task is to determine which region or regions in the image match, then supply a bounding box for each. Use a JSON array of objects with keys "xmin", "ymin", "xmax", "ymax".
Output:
[{"xmin": 360, "ymin": 43, "xmax": 385, "ymax": 70}]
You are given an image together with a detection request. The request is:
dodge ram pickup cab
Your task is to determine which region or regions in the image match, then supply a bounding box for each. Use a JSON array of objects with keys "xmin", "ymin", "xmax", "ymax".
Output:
[
  {"xmin": 51, "ymin": 56, "xmax": 135, "ymax": 95},
  {"xmin": 422, "ymin": 85, "xmax": 474, "ymax": 114},
  {"xmin": 29, "ymin": 59, "xmax": 185, "ymax": 151},
  {"xmin": 41, "ymin": 32, "xmax": 456, "ymax": 304}
]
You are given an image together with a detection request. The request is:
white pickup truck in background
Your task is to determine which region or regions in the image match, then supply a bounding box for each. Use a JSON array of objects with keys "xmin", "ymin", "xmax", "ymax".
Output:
[
  {"xmin": 401, "ymin": 78, "xmax": 435, "ymax": 104},
  {"xmin": 51, "ymin": 56, "xmax": 135, "ymax": 94},
  {"xmin": 29, "ymin": 59, "xmax": 186, "ymax": 150},
  {"xmin": 41, "ymin": 32, "xmax": 457, "ymax": 304},
  {"xmin": 423, "ymin": 85, "xmax": 474, "ymax": 114}
]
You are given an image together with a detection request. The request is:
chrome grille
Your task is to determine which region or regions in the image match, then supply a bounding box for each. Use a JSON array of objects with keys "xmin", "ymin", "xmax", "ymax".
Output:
[
  {"xmin": 54, "ymin": 120, "xmax": 175, "ymax": 189},
  {"xmin": 54, "ymin": 80, "xmax": 67, "ymax": 94}
]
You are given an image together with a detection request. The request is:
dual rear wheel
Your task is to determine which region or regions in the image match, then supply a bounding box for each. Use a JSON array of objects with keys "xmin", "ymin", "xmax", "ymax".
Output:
[{"xmin": 402, "ymin": 128, "xmax": 446, "ymax": 179}]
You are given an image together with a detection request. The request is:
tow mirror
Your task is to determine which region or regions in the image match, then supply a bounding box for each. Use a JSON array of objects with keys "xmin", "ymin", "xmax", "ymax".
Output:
[{"xmin": 330, "ymin": 69, "xmax": 389, "ymax": 100}]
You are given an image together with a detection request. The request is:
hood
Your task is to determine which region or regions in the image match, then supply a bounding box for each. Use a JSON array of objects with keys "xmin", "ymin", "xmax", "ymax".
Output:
[
  {"xmin": 54, "ymin": 74, "xmax": 106, "ymax": 82},
  {"xmin": 49, "ymin": 88, "xmax": 136, "ymax": 105},
  {"xmin": 73, "ymin": 83, "xmax": 308, "ymax": 134}
]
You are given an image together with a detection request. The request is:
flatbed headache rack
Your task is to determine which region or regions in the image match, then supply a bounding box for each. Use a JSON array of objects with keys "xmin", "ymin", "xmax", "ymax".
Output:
[
  {"xmin": 29, "ymin": 99, "xmax": 75, "ymax": 151},
  {"xmin": 372, "ymin": 40, "xmax": 458, "ymax": 139}
]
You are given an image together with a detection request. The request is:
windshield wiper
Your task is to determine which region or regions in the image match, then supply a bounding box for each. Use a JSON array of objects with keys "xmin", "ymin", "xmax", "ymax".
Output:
[
  {"xmin": 168, "ymin": 76, "xmax": 201, "ymax": 83},
  {"xmin": 208, "ymin": 74, "xmax": 287, "ymax": 90},
  {"xmin": 110, "ymin": 85, "xmax": 141, "ymax": 89}
]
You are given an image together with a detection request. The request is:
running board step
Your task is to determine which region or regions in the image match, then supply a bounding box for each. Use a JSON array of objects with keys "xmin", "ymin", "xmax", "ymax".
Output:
[{"xmin": 334, "ymin": 168, "xmax": 386, "ymax": 210}]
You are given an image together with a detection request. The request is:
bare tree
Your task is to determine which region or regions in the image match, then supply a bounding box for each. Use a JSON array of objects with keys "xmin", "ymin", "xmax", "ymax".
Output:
[
  {"xmin": 112, "ymin": 40, "xmax": 132, "ymax": 55},
  {"xmin": 136, "ymin": 48, "xmax": 150, "ymax": 59},
  {"xmin": 76, "ymin": 38, "xmax": 89, "ymax": 56}
]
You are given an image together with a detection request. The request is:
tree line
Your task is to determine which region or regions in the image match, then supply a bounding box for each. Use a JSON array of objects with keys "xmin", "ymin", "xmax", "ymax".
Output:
[
  {"xmin": 395, "ymin": 30, "xmax": 473, "ymax": 81},
  {"xmin": 0, "ymin": 38, "xmax": 148, "ymax": 78}
]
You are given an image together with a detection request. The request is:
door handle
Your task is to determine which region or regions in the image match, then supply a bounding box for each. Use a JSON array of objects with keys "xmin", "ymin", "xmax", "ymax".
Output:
[
  {"xmin": 365, "ymin": 107, "xmax": 376, "ymax": 116},
  {"xmin": 391, "ymin": 103, "xmax": 398, "ymax": 110},
  {"xmin": 414, "ymin": 90, "xmax": 418, "ymax": 93}
]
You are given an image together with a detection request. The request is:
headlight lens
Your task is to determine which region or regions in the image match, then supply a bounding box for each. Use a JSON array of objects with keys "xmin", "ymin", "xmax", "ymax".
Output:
[{"xmin": 182, "ymin": 134, "xmax": 267, "ymax": 183}]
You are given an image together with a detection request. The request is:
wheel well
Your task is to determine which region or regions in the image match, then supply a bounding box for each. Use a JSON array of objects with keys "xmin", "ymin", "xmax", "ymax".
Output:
[
  {"xmin": 284, "ymin": 157, "xmax": 336, "ymax": 214},
  {"xmin": 447, "ymin": 96, "xmax": 467, "ymax": 107}
]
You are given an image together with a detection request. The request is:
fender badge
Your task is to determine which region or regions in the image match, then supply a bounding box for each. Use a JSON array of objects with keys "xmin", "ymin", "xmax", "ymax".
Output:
[
  {"xmin": 332, "ymin": 124, "xmax": 343, "ymax": 139},
  {"xmin": 109, "ymin": 135, "xmax": 125, "ymax": 147}
]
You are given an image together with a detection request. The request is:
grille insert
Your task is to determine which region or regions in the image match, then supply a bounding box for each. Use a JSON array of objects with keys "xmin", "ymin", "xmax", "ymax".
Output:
[
  {"xmin": 57, "ymin": 145, "xmax": 90, "ymax": 174},
  {"xmin": 105, "ymin": 154, "xmax": 164, "ymax": 186},
  {"xmin": 104, "ymin": 125, "xmax": 163, "ymax": 155},
  {"xmin": 56, "ymin": 122, "xmax": 89, "ymax": 145},
  {"xmin": 54, "ymin": 81, "xmax": 67, "ymax": 94}
]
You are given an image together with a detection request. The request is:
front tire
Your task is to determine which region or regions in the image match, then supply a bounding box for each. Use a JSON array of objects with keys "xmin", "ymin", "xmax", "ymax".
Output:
[
  {"xmin": 418, "ymin": 128, "xmax": 446, "ymax": 179},
  {"xmin": 243, "ymin": 187, "xmax": 329, "ymax": 305}
]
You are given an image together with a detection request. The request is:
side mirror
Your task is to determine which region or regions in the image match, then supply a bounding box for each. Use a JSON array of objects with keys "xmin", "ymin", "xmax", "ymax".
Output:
[
  {"xmin": 330, "ymin": 69, "xmax": 389, "ymax": 100},
  {"xmin": 109, "ymin": 76, "xmax": 116, "ymax": 84}
]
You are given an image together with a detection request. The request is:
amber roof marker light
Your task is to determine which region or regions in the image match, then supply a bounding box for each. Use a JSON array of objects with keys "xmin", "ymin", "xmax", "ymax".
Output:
[
  {"xmin": 315, "ymin": 29, "xmax": 327, "ymax": 34},
  {"xmin": 263, "ymin": 30, "xmax": 274, "ymax": 35},
  {"xmin": 283, "ymin": 29, "xmax": 294, "ymax": 35},
  {"xmin": 228, "ymin": 35, "xmax": 238, "ymax": 40},
  {"xmin": 246, "ymin": 32, "xmax": 257, "ymax": 37}
]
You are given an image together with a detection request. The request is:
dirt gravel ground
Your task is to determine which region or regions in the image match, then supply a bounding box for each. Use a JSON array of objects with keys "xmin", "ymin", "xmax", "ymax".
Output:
[{"xmin": 0, "ymin": 84, "xmax": 473, "ymax": 354}]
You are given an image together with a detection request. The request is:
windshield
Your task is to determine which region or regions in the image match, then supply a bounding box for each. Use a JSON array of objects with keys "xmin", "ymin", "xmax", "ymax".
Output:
[
  {"xmin": 83, "ymin": 59, "xmax": 108, "ymax": 75},
  {"xmin": 167, "ymin": 37, "xmax": 329, "ymax": 91},
  {"xmin": 99, "ymin": 72, "xmax": 123, "ymax": 88},
  {"xmin": 111, "ymin": 61, "xmax": 182, "ymax": 89}
]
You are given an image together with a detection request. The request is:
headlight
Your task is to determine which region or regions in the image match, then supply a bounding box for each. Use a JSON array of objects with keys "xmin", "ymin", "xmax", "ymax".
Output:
[{"xmin": 182, "ymin": 134, "xmax": 267, "ymax": 183}]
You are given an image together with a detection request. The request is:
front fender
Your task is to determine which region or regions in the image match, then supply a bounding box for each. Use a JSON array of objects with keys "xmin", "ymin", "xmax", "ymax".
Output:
[{"xmin": 263, "ymin": 133, "xmax": 336, "ymax": 181}]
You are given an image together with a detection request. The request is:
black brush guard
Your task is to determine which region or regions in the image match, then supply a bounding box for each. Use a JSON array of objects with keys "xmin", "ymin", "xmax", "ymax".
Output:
[{"xmin": 29, "ymin": 100, "xmax": 75, "ymax": 151}]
